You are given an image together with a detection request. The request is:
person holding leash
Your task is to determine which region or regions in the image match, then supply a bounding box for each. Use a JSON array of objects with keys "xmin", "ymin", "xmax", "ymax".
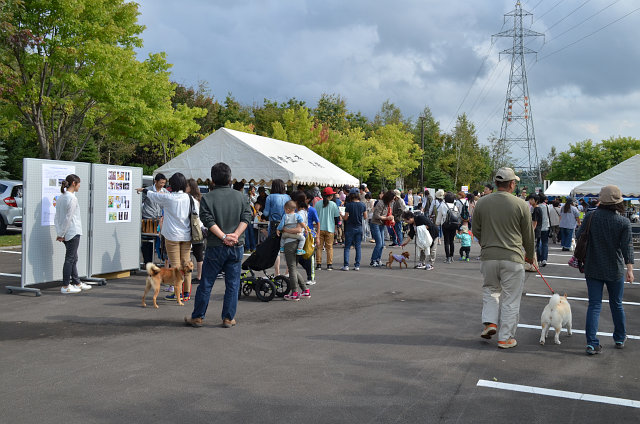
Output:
[{"xmin": 473, "ymin": 167, "xmax": 535, "ymax": 349}]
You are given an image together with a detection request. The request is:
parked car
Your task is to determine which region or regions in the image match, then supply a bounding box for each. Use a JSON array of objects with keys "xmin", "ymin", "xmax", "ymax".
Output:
[{"xmin": 0, "ymin": 180, "xmax": 23, "ymax": 234}]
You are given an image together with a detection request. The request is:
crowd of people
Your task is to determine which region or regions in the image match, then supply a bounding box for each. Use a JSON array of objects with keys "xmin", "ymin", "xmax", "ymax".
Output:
[{"xmin": 53, "ymin": 163, "xmax": 634, "ymax": 354}]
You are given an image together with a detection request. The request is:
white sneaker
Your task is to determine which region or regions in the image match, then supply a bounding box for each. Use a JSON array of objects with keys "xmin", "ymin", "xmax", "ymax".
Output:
[
  {"xmin": 61, "ymin": 285, "xmax": 81, "ymax": 294},
  {"xmin": 306, "ymin": 280, "xmax": 316, "ymax": 286},
  {"xmin": 341, "ymin": 266, "xmax": 349, "ymax": 271},
  {"xmin": 76, "ymin": 282, "xmax": 92, "ymax": 290}
]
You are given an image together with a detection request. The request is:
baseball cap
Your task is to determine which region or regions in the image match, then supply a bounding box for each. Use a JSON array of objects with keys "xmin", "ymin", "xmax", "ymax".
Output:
[
  {"xmin": 349, "ymin": 187, "xmax": 360, "ymax": 195},
  {"xmin": 322, "ymin": 187, "xmax": 336, "ymax": 196},
  {"xmin": 599, "ymin": 185, "xmax": 623, "ymax": 205},
  {"xmin": 495, "ymin": 167, "xmax": 520, "ymax": 182}
]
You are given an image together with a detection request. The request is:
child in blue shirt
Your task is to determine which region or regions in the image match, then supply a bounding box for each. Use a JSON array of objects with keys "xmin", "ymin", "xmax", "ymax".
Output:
[
  {"xmin": 456, "ymin": 225, "xmax": 472, "ymax": 261},
  {"xmin": 277, "ymin": 200, "xmax": 306, "ymax": 255}
]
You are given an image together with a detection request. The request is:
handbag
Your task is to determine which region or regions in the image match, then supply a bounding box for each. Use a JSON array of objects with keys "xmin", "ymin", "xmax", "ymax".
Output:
[
  {"xmin": 301, "ymin": 224, "xmax": 315, "ymax": 260},
  {"xmin": 570, "ymin": 213, "xmax": 593, "ymax": 273},
  {"xmin": 189, "ymin": 195, "xmax": 204, "ymax": 243}
]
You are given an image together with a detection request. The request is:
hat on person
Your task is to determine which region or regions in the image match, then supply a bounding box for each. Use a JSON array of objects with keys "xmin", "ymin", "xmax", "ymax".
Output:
[
  {"xmin": 393, "ymin": 189, "xmax": 401, "ymax": 197},
  {"xmin": 599, "ymin": 185, "xmax": 623, "ymax": 205},
  {"xmin": 349, "ymin": 187, "xmax": 360, "ymax": 195},
  {"xmin": 460, "ymin": 225, "xmax": 469, "ymax": 233},
  {"xmin": 435, "ymin": 189, "xmax": 445, "ymax": 199},
  {"xmin": 495, "ymin": 167, "xmax": 520, "ymax": 182},
  {"xmin": 322, "ymin": 187, "xmax": 336, "ymax": 196}
]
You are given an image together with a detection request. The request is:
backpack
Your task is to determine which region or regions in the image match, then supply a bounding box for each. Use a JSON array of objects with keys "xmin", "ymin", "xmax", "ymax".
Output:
[
  {"xmin": 443, "ymin": 204, "xmax": 461, "ymax": 229},
  {"xmin": 460, "ymin": 200, "xmax": 470, "ymax": 221}
]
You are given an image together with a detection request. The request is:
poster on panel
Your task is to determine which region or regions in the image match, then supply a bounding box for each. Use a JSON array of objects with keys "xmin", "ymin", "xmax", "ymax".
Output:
[
  {"xmin": 41, "ymin": 163, "xmax": 76, "ymax": 226},
  {"xmin": 106, "ymin": 168, "xmax": 132, "ymax": 223}
]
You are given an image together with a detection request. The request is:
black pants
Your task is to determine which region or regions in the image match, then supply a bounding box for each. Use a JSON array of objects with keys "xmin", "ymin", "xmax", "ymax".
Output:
[
  {"xmin": 443, "ymin": 227, "xmax": 457, "ymax": 258},
  {"xmin": 297, "ymin": 256, "xmax": 313, "ymax": 281},
  {"xmin": 141, "ymin": 235, "xmax": 154, "ymax": 264},
  {"xmin": 63, "ymin": 235, "xmax": 81, "ymax": 286},
  {"xmin": 459, "ymin": 246, "xmax": 470, "ymax": 259}
]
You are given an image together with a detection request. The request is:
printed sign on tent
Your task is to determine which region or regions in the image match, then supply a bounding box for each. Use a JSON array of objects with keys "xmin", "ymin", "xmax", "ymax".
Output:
[
  {"xmin": 106, "ymin": 168, "xmax": 132, "ymax": 223},
  {"xmin": 41, "ymin": 163, "xmax": 76, "ymax": 226}
]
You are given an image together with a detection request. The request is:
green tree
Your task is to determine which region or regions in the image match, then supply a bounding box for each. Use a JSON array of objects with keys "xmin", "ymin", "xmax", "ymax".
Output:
[
  {"xmin": 314, "ymin": 93, "xmax": 349, "ymax": 132},
  {"xmin": 0, "ymin": 0, "xmax": 185, "ymax": 161},
  {"xmin": 373, "ymin": 100, "xmax": 411, "ymax": 130},
  {"xmin": 224, "ymin": 120, "xmax": 255, "ymax": 134},
  {"xmin": 368, "ymin": 123, "xmax": 422, "ymax": 182},
  {"xmin": 172, "ymin": 81, "xmax": 222, "ymax": 144}
]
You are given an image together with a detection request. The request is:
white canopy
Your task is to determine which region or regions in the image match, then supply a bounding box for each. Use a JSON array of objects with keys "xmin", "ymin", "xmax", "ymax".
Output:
[
  {"xmin": 572, "ymin": 154, "xmax": 640, "ymax": 197},
  {"xmin": 544, "ymin": 181, "xmax": 584, "ymax": 197},
  {"xmin": 154, "ymin": 128, "xmax": 359, "ymax": 187}
]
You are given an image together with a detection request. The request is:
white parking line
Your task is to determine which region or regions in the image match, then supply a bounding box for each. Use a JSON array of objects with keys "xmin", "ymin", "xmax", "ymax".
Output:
[
  {"xmin": 517, "ymin": 323, "xmax": 640, "ymax": 340},
  {"xmin": 0, "ymin": 250, "xmax": 21, "ymax": 254},
  {"xmin": 0, "ymin": 272, "xmax": 20, "ymax": 278},
  {"xmin": 477, "ymin": 380, "xmax": 640, "ymax": 409},
  {"xmin": 525, "ymin": 292, "xmax": 640, "ymax": 306},
  {"xmin": 543, "ymin": 262, "xmax": 640, "ymax": 271},
  {"xmin": 535, "ymin": 275, "xmax": 640, "ymax": 285}
]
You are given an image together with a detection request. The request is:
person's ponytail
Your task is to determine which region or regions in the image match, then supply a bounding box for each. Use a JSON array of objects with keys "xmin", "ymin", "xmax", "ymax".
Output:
[{"xmin": 61, "ymin": 174, "xmax": 81, "ymax": 194}]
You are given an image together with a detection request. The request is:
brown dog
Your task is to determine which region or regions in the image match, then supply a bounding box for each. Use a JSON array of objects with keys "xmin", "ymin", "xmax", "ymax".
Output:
[
  {"xmin": 386, "ymin": 251, "xmax": 410, "ymax": 269},
  {"xmin": 142, "ymin": 261, "xmax": 193, "ymax": 308}
]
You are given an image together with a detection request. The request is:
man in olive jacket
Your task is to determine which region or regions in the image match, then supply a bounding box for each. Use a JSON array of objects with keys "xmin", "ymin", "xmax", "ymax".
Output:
[
  {"xmin": 473, "ymin": 167, "xmax": 535, "ymax": 349},
  {"xmin": 185, "ymin": 162, "xmax": 252, "ymax": 328}
]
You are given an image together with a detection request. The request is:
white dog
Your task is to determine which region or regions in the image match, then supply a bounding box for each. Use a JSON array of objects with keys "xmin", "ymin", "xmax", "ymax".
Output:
[{"xmin": 540, "ymin": 293, "xmax": 573, "ymax": 345}]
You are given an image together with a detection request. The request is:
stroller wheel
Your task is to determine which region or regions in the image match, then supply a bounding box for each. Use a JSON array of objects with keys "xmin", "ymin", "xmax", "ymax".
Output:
[
  {"xmin": 273, "ymin": 275, "xmax": 291, "ymax": 298},
  {"xmin": 241, "ymin": 280, "xmax": 254, "ymax": 298},
  {"xmin": 255, "ymin": 278, "xmax": 276, "ymax": 302}
]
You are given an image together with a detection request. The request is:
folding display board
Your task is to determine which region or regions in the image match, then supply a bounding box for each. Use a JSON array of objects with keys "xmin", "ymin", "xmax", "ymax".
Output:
[
  {"xmin": 88, "ymin": 164, "xmax": 142, "ymax": 276},
  {"xmin": 16, "ymin": 159, "xmax": 92, "ymax": 294}
]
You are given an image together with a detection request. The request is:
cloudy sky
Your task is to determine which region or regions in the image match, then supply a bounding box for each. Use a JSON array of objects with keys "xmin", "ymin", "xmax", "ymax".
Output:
[{"xmin": 135, "ymin": 0, "xmax": 640, "ymax": 161}]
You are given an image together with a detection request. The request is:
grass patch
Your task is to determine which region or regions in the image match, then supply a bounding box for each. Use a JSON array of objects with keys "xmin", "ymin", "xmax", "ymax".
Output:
[{"xmin": 0, "ymin": 234, "xmax": 21, "ymax": 247}]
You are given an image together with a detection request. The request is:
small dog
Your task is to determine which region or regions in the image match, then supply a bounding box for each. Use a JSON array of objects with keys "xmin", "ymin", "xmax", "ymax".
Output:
[
  {"xmin": 539, "ymin": 293, "xmax": 572, "ymax": 345},
  {"xmin": 386, "ymin": 251, "xmax": 410, "ymax": 269},
  {"xmin": 142, "ymin": 261, "xmax": 193, "ymax": 308}
]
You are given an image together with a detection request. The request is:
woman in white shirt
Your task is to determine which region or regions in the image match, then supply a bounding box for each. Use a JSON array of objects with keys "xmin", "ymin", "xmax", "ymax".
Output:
[
  {"xmin": 137, "ymin": 173, "xmax": 193, "ymax": 301},
  {"xmin": 55, "ymin": 174, "xmax": 92, "ymax": 294}
]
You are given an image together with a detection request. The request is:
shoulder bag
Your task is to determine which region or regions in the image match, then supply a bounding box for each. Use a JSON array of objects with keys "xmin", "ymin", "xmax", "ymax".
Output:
[
  {"xmin": 189, "ymin": 195, "xmax": 204, "ymax": 243},
  {"xmin": 570, "ymin": 212, "xmax": 593, "ymax": 272}
]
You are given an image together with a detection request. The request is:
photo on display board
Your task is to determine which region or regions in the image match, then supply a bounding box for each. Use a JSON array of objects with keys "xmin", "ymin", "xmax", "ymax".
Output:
[
  {"xmin": 108, "ymin": 196, "xmax": 114, "ymax": 208},
  {"xmin": 109, "ymin": 213, "xmax": 117, "ymax": 221},
  {"xmin": 49, "ymin": 179, "xmax": 57, "ymax": 187},
  {"xmin": 118, "ymin": 212, "xmax": 123, "ymax": 220},
  {"xmin": 108, "ymin": 171, "xmax": 116, "ymax": 180},
  {"xmin": 123, "ymin": 183, "xmax": 130, "ymax": 190},
  {"xmin": 124, "ymin": 212, "xmax": 128, "ymax": 220}
]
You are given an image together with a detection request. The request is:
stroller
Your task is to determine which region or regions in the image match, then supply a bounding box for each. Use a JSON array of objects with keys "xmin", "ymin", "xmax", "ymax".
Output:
[{"xmin": 240, "ymin": 233, "xmax": 291, "ymax": 302}]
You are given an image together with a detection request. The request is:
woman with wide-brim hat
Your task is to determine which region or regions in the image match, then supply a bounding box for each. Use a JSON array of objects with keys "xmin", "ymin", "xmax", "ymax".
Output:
[{"xmin": 576, "ymin": 185, "xmax": 634, "ymax": 355}]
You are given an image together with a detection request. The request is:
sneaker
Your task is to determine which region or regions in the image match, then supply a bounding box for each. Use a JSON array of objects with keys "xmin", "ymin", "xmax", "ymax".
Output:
[
  {"xmin": 296, "ymin": 249, "xmax": 305, "ymax": 255},
  {"xmin": 326, "ymin": 265, "xmax": 333, "ymax": 271},
  {"xmin": 61, "ymin": 285, "xmax": 81, "ymax": 294},
  {"xmin": 354, "ymin": 266, "xmax": 360, "ymax": 271},
  {"xmin": 465, "ymin": 257, "xmax": 470, "ymax": 262},
  {"xmin": 164, "ymin": 285, "xmax": 174, "ymax": 292},
  {"xmin": 284, "ymin": 292, "xmax": 300, "ymax": 301},
  {"xmin": 390, "ymin": 243, "xmax": 398, "ymax": 247},
  {"xmin": 315, "ymin": 264, "xmax": 322, "ymax": 270},
  {"xmin": 183, "ymin": 292, "xmax": 190, "ymax": 301},
  {"xmin": 541, "ymin": 260, "xmax": 547, "ymax": 267},
  {"xmin": 414, "ymin": 263, "xmax": 425, "ymax": 269},
  {"xmin": 300, "ymin": 289, "xmax": 311, "ymax": 299},
  {"xmin": 443, "ymin": 258, "xmax": 449, "ymax": 264},
  {"xmin": 341, "ymin": 266, "xmax": 349, "ymax": 271},
  {"xmin": 184, "ymin": 316, "xmax": 203, "ymax": 328},
  {"xmin": 165, "ymin": 293, "xmax": 184, "ymax": 301},
  {"xmin": 481, "ymin": 324, "xmax": 497, "ymax": 339},
  {"xmin": 586, "ymin": 344, "xmax": 602, "ymax": 355},
  {"xmin": 222, "ymin": 318, "xmax": 236, "ymax": 328},
  {"xmin": 497, "ymin": 338, "xmax": 517, "ymax": 349},
  {"xmin": 306, "ymin": 280, "xmax": 316, "ymax": 286},
  {"xmin": 425, "ymin": 264, "xmax": 434, "ymax": 270},
  {"xmin": 459, "ymin": 257, "xmax": 465, "ymax": 261},
  {"xmin": 76, "ymin": 282, "xmax": 92, "ymax": 290},
  {"xmin": 615, "ymin": 336, "xmax": 627, "ymax": 349}
]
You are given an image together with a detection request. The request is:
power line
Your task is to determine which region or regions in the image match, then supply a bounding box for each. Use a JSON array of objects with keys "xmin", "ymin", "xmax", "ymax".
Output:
[
  {"xmin": 543, "ymin": 0, "xmax": 621, "ymax": 44},
  {"xmin": 533, "ymin": 0, "xmax": 565, "ymax": 23},
  {"xmin": 538, "ymin": 6, "xmax": 640, "ymax": 61},
  {"xmin": 530, "ymin": 0, "xmax": 545, "ymax": 12},
  {"xmin": 544, "ymin": 0, "xmax": 592, "ymax": 32}
]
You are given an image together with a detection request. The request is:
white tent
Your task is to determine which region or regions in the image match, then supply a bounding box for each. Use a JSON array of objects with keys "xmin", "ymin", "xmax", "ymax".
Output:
[
  {"xmin": 154, "ymin": 128, "xmax": 360, "ymax": 186},
  {"xmin": 572, "ymin": 154, "xmax": 640, "ymax": 197},
  {"xmin": 544, "ymin": 181, "xmax": 584, "ymax": 197}
]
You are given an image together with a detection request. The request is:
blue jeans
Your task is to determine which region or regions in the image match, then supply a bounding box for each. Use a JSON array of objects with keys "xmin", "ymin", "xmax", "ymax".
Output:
[
  {"xmin": 370, "ymin": 223, "xmax": 386, "ymax": 263},
  {"xmin": 585, "ymin": 277, "xmax": 626, "ymax": 347},
  {"xmin": 394, "ymin": 221, "xmax": 403, "ymax": 245},
  {"xmin": 559, "ymin": 227, "xmax": 573, "ymax": 249},
  {"xmin": 191, "ymin": 245, "xmax": 244, "ymax": 321},
  {"xmin": 244, "ymin": 227, "xmax": 256, "ymax": 251},
  {"xmin": 537, "ymin": 230, "xmax": 549, "ymax": 261},
  {"xmin": 344, "ymin": 226, "xmax": 363, "ymax": 267}
]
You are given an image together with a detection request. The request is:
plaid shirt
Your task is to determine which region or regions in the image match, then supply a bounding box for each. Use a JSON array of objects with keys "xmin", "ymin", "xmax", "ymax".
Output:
[{"xmin": 576, "ymin": 209, "xmax": 634, "ymax": 281}]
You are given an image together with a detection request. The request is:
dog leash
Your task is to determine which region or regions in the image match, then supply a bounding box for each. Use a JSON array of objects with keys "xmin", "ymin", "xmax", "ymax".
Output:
[{"xmin": 532, "ymin": 261, "xmax": 555, "ymax": 294}]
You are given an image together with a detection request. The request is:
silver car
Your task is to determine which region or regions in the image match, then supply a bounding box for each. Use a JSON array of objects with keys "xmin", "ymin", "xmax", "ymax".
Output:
[{"xmin": 0, "ymin": 180, "xmax": 23, "ymax": 234}]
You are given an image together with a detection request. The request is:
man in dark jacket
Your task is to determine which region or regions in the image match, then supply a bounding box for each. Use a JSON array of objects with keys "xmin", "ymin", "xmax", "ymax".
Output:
[{"xmin": 185, "ymin": 162, "xmax": 252, "ymax": 328}]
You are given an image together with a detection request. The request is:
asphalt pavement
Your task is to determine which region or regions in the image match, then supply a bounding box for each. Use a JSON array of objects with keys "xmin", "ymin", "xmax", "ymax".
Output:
[{"xmin": 1, "ymin": 239, "xmax": 639, "ymax": 423}]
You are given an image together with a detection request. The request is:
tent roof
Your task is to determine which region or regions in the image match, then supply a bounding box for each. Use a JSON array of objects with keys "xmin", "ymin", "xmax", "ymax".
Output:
[
  {"xmin": 544, "ymin": 181, "xmax": 584, "ymax": 197},
  {"xmin": 154, "ymin": 128, "xmax": 359, "ymax": 187},
  {"xmin": 572, "ymin": 154, "xmax": 640, "ymax": 197}
]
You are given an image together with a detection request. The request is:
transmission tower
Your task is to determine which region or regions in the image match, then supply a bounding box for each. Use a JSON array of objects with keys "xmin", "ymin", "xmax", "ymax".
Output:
[{"xmin": 493, "ymin": 1, "xmax": 544, "ymax": 186}]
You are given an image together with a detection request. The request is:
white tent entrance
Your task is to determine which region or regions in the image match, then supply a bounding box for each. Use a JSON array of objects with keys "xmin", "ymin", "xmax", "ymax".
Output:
[
  {"xmin": 155, "ymin": 128, "xmax": 359, "ymax": 187},
  {"xmin": 544, "ymin": 181, "xmax": 584, "ymax": 198}
]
